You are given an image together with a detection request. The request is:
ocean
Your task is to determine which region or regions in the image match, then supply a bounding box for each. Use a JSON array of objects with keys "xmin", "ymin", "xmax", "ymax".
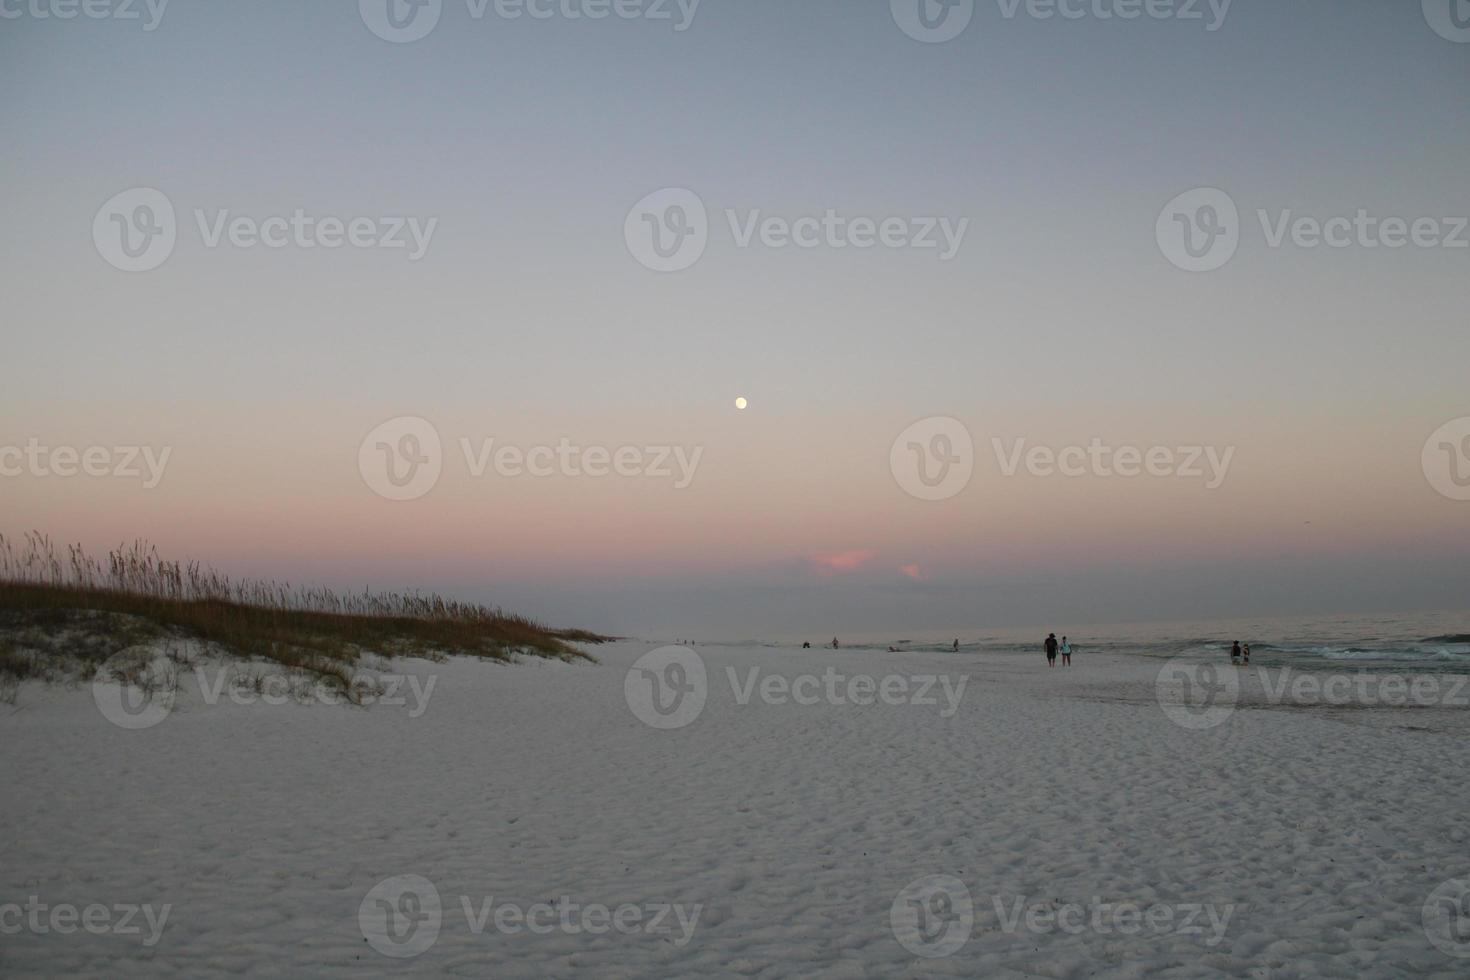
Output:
[{"xmin": 713, "ymin": 611, "xmax": 1470, "ymax": 673}]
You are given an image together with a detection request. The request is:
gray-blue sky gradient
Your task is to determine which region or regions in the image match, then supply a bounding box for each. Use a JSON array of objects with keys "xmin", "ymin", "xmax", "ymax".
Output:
[{"xmin": 3, "ymin": 1, "xmax": 1468, "ymax": 635}]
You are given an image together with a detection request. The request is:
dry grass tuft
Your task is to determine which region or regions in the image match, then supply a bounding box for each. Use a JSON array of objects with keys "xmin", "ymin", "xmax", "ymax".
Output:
[{"xmin": 0, "ymin": 533, "xmax": 608, "ymax": 693}]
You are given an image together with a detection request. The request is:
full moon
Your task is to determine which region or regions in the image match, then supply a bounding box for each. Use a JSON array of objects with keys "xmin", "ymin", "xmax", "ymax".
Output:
[{"xmin": 735, "ymin": 397, "xmax": 748, "ymax": 410}]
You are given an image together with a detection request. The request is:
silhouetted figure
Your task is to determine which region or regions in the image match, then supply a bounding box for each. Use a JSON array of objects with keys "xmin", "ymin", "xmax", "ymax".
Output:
[
  {"xmin": 1231, "ymin": 640, "xmax": 1242, "ymax": 664},
  {"xmin": 953, "ymin": 638, "xmax": 959, "ymax": 652},
  {"xmin": 1045, "ymin": 633, "xmax": 1058, "ymax": 667},
  {"xmin": 832, "ymin": 637, "xmax": 840, "ymax": 650}
]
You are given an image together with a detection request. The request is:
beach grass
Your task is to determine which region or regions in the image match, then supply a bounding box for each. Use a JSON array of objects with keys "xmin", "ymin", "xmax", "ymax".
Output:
[{"xmin": 0, "ymin": 532, "xmax": 609, "ymax": 696}]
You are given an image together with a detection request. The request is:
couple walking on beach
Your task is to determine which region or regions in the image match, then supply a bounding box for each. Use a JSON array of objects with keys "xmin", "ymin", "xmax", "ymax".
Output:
[
  {"xmin": 1231, "ymin": 640, "xmax": 1251, "ymax": 664},
  {"xmin": 1045, "ymin": 632, "xmax": 1073, "ymax": 667}
]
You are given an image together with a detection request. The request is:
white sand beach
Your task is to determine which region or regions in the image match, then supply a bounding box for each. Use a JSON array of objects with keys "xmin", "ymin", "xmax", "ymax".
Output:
[{"xmin": 2, "ymin": 641, "xmax": 1467, "ymax": 978}]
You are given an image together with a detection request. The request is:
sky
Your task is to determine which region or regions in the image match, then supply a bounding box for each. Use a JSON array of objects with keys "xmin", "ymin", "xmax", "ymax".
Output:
[{"xmin": 2, "ymin": 0, "xmax": 1468, "ymax": 637}]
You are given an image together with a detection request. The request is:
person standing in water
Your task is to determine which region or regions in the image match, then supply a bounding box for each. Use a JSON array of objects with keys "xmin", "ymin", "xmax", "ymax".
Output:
[
  {"xmin": 1242, "ymin": 643, "xmax": 1251, "ymax": 665},
  {"xmin": 1045, "ymin": 632, "xmax": 1058, "ymax": 667},
  {"xmin": 953, "ymin": 638, "xmax": 959, "ymax": 652},
  {"xmin": 1231, "ymin": 640, "xmax": 1242, "ymax": 664},
  {"xmin": 832, "ymin": 637, "xmax": 840, "ymax": 650},
  {"xmin": 1060, "ymin": 636, "xmax": 1072, "ymax": 667}
]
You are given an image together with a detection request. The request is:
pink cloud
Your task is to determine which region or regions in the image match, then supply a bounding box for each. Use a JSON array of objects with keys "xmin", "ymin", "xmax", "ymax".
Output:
[
  {"xmin": 898, "ymin": 563, "xmax": 925, "ymax": 580},
  {"xmin": 806, "ymin": 549, "xmax": 877, "ymax": 573}
]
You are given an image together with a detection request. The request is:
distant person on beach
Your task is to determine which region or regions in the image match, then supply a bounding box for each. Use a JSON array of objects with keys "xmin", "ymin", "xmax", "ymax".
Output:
[
  {"xmin": 953, "ymin": 638, "xmax": 959, "ymax": 652},
  {"xmin": 802, "ymin": 642, "xmax": 810, "ymax": 649},
  {"xmin": 1242, "ymin": 643, "xmax": 1251, "ymax": 665},
  {"xmin": 832, "ymin": 637, "xmax": 840, "ymax": 650},
  {"xmin": 1231, "ymin": 640, "xmax": 1242, "ymax": 664},
  {"xmin": 1060, "ymin": 636, "xmax": 1072, "ymax": 667},
  {"xmin": 1045, "ymin": 633, "xmax": 1058, "ymax": 667}
]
